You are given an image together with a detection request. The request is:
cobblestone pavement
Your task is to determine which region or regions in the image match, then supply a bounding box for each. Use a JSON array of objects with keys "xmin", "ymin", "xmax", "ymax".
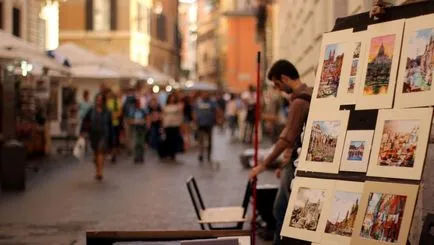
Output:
[{"xmin": 0, "ymin": 130, "xmax": 278, "ymax": 245}]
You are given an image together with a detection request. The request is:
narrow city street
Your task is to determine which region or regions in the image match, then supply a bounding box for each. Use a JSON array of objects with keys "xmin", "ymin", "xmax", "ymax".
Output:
[{"xmin": 0, "ymin": 130, "xmax": 277, "ymax": 245}]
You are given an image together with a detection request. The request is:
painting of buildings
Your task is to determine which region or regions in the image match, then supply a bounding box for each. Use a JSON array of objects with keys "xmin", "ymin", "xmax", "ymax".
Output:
[
  {"xmin": 325, "ymin": 191, "xmax": 361, "ymax": 237},
  {"xmin": 318, "ymin": 44, "xmax": 345, "ymax": 98},
  {"xmin": 364, "ymin": 34, "xmax": 396, "ymax": 95},
  {"xmin": 403, "ymin": 28, "xmax": 434, "ymax": 93},
  {"xmin": 360, "ymin": 193, "xmax": 407, "ymax": 243},
  {"xmin": 307, "ymin": 121, "xmax": 341, "ymax": 163},
  {"xmin": 348, "ymin": 141, "xmax": 365, "ymax": 161},
  {"xmin": 290, "ymin": 187, "xmax": 326, "ymax": 231},
  {"xmin": 348, "ymin": 42, "xmax": 361, "ymax": 93},
  {"xmin": 378, "ymin": 120, "xmax": 420, "ymax": 167}
]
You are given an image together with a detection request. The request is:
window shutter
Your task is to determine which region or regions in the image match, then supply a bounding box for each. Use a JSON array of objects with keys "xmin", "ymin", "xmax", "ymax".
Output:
[
  {"xmin": 110, "ymin": 0, "xmax": 117, "ymax": 30},
  {"xmin": 86, "ymin": 0, "xmax": 93, "ymax": 30}
]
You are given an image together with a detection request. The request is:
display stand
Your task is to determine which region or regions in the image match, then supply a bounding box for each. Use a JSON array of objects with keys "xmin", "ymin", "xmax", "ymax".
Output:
[{"xmin": 293, "ymin": 2, "xmax": 434, "ymax": 245}]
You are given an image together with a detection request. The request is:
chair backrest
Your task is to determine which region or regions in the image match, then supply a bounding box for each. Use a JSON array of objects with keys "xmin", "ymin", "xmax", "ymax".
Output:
[
  {"xmin": 241, "ymin": 180, "xmax": 253, "ymax": 218},
  {"xmin": 186, "ymin": 176, "xmax": 206, "ymax": 230},
  {"xmin": 420, "ymin": 213, "xmax": 434, "ymax": 245}
]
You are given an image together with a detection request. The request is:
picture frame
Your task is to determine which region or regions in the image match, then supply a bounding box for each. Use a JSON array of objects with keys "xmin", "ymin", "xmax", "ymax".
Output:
[
  {"xmin": 356, "ymin": 19, "xmax": 405, "ymax": 110},
  {"xmin": 395, "ymin": 14, "xmax": 434, "ymax": 108},
  {"xmin": 340, "ymin": 130, "xmax": 374, "ymax": 173},
  {"xmin": 351, "ymin": 181, "xmax": 418, "ymax": 245},
  {"xmin": 310, "ymin": 29, "xmax": 354, "ymax": 111},
  {"xmin": 322, "ymin": 181, "xmax": 364, "ymax": 245},
  {"xmin": 281, "ymin": 177, "xmax": 334, "ymax": 243},
  {"xmin": 338, "ymin": 31, "xmax": 368, "ymax": 105},
  {"xmin": 298, "ymin": 110, "xmax": 350, "ymax": 174},
  {"xmin": 367, "ymin": 107, "xmax": 433, "ymax": 180}
]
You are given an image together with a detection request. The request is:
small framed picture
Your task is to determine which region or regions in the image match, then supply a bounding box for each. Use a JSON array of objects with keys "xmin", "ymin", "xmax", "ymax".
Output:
[
  {"xmin": 338, "ymin": 31, "xmax": 368, "ymax": 105},
  {"xmin": 351, "ymin": 181, "xmax": 418, "ymax": 245},
  {"xmin": 298, "ymin": 110, "xmax": 350, "ymax": 174},
  {"xmin": 340, "ymin": 130, "xmax": 374, "ymax": 173},
  {"xmin": 367, "ymin": 107, "xmax": 433, "ymax": 180},
  {"xmin": 310, "ymin": 29, "xmax": 354, "ymax": 111},
  {"xmin": 322, "ymin": 181, "xmax": 364, "ymax": 245},
  {"xmin": 356, "ymin": 19, "xmax": 405, "ymax": 110},
  {"xmin": 395, "ymin": 14, "xmax": 434, "ymax": 108},
  {"xmin": 281, "ymin": 177, "xmax": 335, "ymax": 243}
]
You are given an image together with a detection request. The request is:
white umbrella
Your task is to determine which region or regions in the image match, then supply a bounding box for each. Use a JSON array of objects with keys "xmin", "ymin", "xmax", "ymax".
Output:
[
  {"xmin": 183, "ymin": 81, "xmax": 218, "ymax": 91},
  {"xmin": 0, "ymin": 47, "xmax": 70, "ymax": 74},
  {"xmin": 71, "ymin": 64, "xmax": 120, "ymax": 79},
  {"xmin": 55, "ymin": 43, "xmax": 102, "ymax": 66},
  {"xmin": 102, "ymin": 54, "xmax": 149, "ymax": 80}
]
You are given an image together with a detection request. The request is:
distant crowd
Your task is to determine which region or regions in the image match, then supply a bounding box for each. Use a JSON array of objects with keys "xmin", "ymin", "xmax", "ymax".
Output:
[{"xmin": 78, "ymin": 82, "xmax": 260, "ymax": 180}]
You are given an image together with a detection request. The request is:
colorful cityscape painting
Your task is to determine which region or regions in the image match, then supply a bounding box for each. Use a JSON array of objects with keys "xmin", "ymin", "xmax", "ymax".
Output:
[
  {"xmin": 290, "ymin": 187, "xmax": 326, "ymax": 231},
  {"xmin": 364, "ymin": 34, "xmax": 396, "ymax": 95},
  {"xmin": 348, "ymin": 42, "xmax": 361, "ymax": 93},
  {"xmin": 378, "ymin": 120, "xmax": 420, "ymax": 168},
  {"xmin": 348, "ymin": 141, "xmax": 365, "ymax": 161},
  {"xmin": 360, "ymin": 192, "xmax": 407, "ymax": 243},
  {"xmin": 325, "ymin": 191, "xmax": 361, "ymax": 237},
  {"xmin": 307, "ymin": 120, "xmax": 341, "ymax": 163},
  {"xmin": 403, "ymin": 28, "xmax": 434, "ymax": 93},
  {"xmin": 318, "ymin": 43, "xmax": 345, "ymax": 98}
]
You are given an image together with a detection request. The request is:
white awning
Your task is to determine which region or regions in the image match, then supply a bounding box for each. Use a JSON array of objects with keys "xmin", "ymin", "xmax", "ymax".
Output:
[{"xmin": 71, "ymin": 65, "xmax": 121, "ymax": 79}]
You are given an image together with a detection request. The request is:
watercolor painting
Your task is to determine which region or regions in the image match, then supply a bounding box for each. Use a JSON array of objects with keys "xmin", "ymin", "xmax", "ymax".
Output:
[
  {"xmin": 403, "ymin": 28, "xmax": 434, "ymax": 93},
  {"xmin": 325, "ymin": 191, "xmax": 362, "ymax": 237},
  {"xmin": 307, "ymin": 121, "xmax": 341, "ymax": 163},
  {"xmin": 378, "ymin": 120, "xmax": 420, "ymax": 168},
  {"xmin": 364, "ymin": 34, "xmax": 396, "ymax": 95},
  {"xmin": 290, "ymin": 187, "xmax": 326, "ymax": 231},
  {"xmin": 318, "ymin": 43, "xmax": 345, "ymax": 98},
  {"xmin": 348, "ymin": 141, "xmax": 365, "ymax": 161},
  {"xmin": 360, "ymin": 193, "xmax": 407, "ymax": 243}
]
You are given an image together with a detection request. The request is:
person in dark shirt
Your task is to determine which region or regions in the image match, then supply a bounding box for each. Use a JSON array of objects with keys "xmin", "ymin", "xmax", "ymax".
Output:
[
  {"xmin": 147, "ymin": 97, "xmax": 163, "ymax": 150},
  {"xmin": 249, "ymin": 60, "xmax": 312, "ymax": 245}
]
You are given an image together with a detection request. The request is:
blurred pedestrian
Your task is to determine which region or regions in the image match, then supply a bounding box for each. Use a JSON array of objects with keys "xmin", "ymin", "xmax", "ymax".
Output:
[
  {"xmin": 79, "ymin": 90, "xmax": 92, "ymax": 122},
  {"xmin": 243, "ymin": 85, "xmax": 256, "ymax": 144},
  {"xmin": 215, "ymin": 92, "xmax": 226, "ymax": 131},
  {"xmin": 194, "ymin": 91, "xmax": 218, "ymax": 163},
  {"xmin": 147, "ymin": 96, "xmax": 163, "ymax": 150},
  {"xmin": 122, "ymin": 88, "xmax": 137, "ymax": 155},
  {"xmin": 81, "ymin": 93, "xmax": 113, "ymax": 181},
  {"xmin": 182, "ymin": 93, "xmax": 194, "ymax": 150},
  {"xmin": 226, "ymin": 93, "xmax": 238, "ymax": 140},
  {"xmin": 129, "ymin": 98, "xmax": 147, "ymax": 163},
  {"xmin": 107, "ymin": 90, "xmax": 122, "ymax": 163},
  {"xmin": 161, "ymin": 93, "xmax": 183, "ymax": 161}
]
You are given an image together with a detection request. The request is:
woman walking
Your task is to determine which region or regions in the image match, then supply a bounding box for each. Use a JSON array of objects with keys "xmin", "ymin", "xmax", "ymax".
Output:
[
  {"xmin": 147, "ymin": 97, "xmax": 162, "ymax": 150},
  {"xmin": 129, "ymin": 98, "xmax": 147, "ymax": 163},
  {"xmin": 81, "ymin": 93, "xmax": 112, "ymax": 180},
  {"xmin": 161, "ymin": 93, "xmax": 183, "ymax": 161}
]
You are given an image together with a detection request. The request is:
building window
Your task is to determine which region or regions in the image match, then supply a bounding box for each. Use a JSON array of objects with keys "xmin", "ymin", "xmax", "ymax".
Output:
[
  {"xmin": 12, "ymin": 7, "xmax": 21, "ymax": 37},
  {"xmin": 0, "ymin": 1, "xmax": 3, "ymax": 30},
  {"xmin": 93, "ymin": 0, "xmax": 111, "ymax": 31},
  {"xmin": 156, "ymin": 13, "xmax": 167, "ymax": 41}
]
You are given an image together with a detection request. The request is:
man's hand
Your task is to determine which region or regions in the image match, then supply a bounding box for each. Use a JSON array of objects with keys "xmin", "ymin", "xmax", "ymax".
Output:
[{"xmin": 249, "ymin": 164, "xmax": 265, "ymax": 179}]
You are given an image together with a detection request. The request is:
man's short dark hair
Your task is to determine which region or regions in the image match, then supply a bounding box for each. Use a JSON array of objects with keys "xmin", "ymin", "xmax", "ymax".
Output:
[{"xmin": 267, "ymin": 60, "xmax": 300, "ymax": 81}]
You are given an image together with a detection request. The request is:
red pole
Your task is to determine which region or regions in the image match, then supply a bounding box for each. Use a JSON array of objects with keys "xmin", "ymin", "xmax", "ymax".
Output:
[{"xmin": 252, "ymin": 51, "xmax": 261, "ymax": 245}]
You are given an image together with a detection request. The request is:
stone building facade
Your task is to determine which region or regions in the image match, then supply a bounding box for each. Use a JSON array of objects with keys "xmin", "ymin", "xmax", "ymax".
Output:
[{"xmin": 59, "ymin": 0, "xmax": 153, "ymax": 68}]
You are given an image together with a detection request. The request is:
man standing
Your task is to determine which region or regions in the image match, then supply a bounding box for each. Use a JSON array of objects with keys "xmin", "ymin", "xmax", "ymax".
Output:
[
  {"xmin": 249, "ymin": 60, "xmax": 312, "ymax": 245},
  {"xmin": 194, "ymin": 92, "xmax": 218, "ymax": 163}
]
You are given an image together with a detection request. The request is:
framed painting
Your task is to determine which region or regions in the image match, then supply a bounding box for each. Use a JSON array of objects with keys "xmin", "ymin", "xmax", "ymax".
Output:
[
  {"xmin": 281, "ymin": 177, "xmax": 334, "ymax": 243},
  {"xmin": 395, "ymin": 14, "xmax": 434, "ymax": 108},
  {"xmin": 338, "ymin": 31, "xmax": 368, "ymax": 105},
  {"xmin": 310, "ymin": 29, "xmax": 354, "ymax": 110},
  {"xmin": 351, "ymin": 181, "xmax": 418, "ymax": 245},
  {"xmin": 367, "ymin": 107, "xmax": 433, "ymax": 180},
  {"xmin": 340, "ymin": 130, "xmax": 374, "ymax": 173},
  {"xmin": 322, "ymin": 181, "xmax": 364, "ymax": 245},
  {"xmin": 356, "ymin": 19, "xmax": 405, "ymax": 110},
  {"xmin": 298, "ymin": 110, "xmax": 350, "ymax": 174}
]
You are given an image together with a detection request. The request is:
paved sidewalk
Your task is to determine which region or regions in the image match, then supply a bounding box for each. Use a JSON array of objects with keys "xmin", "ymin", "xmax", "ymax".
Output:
[{"xmin": 0, "ymin": 130, "xmax": 278, "ymax": 245}]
